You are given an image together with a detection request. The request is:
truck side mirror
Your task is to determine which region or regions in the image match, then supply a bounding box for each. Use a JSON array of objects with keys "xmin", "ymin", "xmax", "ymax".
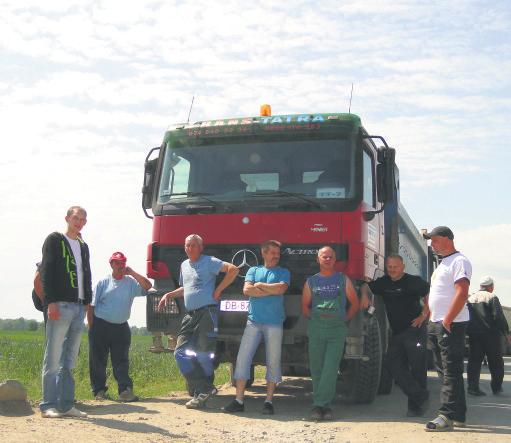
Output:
[
  {"xmin": 141, "ymin": 147, "xmax": 161, "ymax": 218},
  {"xmin": 376, "ymin": 147, "xmax": 396, "ymax": 204},
  {"xmin": 142, "ymin": 158, "xmax": 157, "ymax": 209}
]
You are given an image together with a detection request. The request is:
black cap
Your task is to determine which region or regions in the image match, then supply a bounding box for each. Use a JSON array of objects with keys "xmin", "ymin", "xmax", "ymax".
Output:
[{"xmin": 423, "ymin": 226, "xmax": 454, "ymax": 240}]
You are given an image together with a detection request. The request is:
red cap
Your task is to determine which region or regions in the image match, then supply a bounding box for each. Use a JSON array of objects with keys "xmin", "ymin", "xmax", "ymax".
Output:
[{"xmin": 109, "ymin": 251, "xmax": 127, "ymax": 263}]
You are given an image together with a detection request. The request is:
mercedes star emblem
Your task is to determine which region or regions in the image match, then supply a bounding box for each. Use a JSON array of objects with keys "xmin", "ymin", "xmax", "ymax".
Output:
[{"xmin": 231, "ymin": 249, "xmax": 258, "ymax": 278}]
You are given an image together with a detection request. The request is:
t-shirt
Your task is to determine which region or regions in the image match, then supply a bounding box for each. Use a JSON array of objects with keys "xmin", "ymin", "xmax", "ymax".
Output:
[
  {"xmin": 307, "ymin": 272, "xmax": 347, "ymax": 320},
  {"xmin": 245, "ymin": 266, "xmax": 290, "ymax": 325},
  {"xmin": 64, "ymin": 234, "xmax": 84, "ymax": 300},
  {"xmin": 368, "ymin": 273, "xmax": 429, "ymax": 334},
  {"xmin": 92, "ymin": 275, "xmax": 147, "ymax": 324},
  {"xmin": 429, "ymin": 252, "xmax": 472, "ymax": 322},
  {"xmin": 180, "ymin": 255, "xmax": 225, "ymax": 311}
]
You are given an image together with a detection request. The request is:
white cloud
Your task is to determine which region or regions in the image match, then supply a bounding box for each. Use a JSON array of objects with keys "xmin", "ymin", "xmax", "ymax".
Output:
[
  {"xmin": 457, "ymin": 224, "xmax": 511, "ymax": 308},
  {"xmin": 1, "ymin": 0, "xmax": 510, "ymax": 325}
]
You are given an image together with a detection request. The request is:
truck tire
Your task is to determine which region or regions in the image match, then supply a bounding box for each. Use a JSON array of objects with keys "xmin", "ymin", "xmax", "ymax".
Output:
[
  {"xmin": 230, "ymin": 363, "xmax": 254, "ymax": 388},
  {"xmin": 339, "ymin": 316, "xmax": 382, "ymax": 404}
]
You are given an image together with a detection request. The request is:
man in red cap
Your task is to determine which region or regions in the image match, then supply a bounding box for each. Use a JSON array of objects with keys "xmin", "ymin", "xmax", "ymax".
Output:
[{"xmin": 88, "ymin": 251, "xmax": 152, "ymax": 401}]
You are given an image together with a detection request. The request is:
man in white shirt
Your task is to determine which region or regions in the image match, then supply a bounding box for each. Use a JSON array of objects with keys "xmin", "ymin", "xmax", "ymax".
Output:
[{"xmin": 423, "ymin": 226, "xmax": 472, "ymax": 432}]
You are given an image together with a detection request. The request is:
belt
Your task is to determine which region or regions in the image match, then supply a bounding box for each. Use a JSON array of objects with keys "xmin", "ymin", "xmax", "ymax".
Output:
[{"xmin": 188, "ymin": 304, "xmax": 217, "ymax": 315}]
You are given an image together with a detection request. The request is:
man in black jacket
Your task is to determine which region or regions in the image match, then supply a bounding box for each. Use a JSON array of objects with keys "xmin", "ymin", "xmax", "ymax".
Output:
[
  {"xmin": 39, "ymin": 206, "xmax": 92, "ymax": 418},
  {"xmin": 467, "ymin": 276, "xmax": 510, "ymax": 396}
]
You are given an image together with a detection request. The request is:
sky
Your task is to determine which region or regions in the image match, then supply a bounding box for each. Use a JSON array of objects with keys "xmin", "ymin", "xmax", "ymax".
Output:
[{"xmin": 1, "ymin": 0, "xmax": 510, "ymax": 326}]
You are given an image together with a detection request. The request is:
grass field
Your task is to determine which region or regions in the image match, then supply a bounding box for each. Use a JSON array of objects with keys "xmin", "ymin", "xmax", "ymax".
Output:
[{"xmin": 0, "ymin": 330, "xmax": 233, "ymax": 401}]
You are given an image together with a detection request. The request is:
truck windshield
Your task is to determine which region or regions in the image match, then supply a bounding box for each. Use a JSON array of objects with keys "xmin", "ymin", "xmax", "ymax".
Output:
[{"xmin": 157, "ymin": 139, "xmax": 355, "ymax": 208}]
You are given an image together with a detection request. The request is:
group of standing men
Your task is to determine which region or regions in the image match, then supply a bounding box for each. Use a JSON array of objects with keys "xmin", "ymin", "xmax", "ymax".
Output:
[
  {"xmin": 37, "ymin": 206, "xmax": 152, "ymax": 418},
  {"xmin": 157, "ymin": 235, "xmax": 360, "ymax": 419},
  {"xmin": 36, "ymin": 209, "xmax": 508, "ymax": 430},
  {"xmin": 365, "ymin": 226, "xmax": 508, "ymax": 432}
]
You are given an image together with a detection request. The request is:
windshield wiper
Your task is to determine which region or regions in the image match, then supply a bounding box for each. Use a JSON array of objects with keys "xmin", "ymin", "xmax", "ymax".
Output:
[
  {"xmin": 248, "ymin": 191, "xmax": 324, "ymax": 210},
  {"xmin": 167, "ymin": 192, "xmax": 233, "ymax": 213},
  {"xmin": 167, "ymin": 192, "xmax": 218, "ymax": 205}
]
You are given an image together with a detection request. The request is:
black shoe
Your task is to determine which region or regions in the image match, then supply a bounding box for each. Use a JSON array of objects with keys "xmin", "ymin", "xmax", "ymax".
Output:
[
  {"xmin": 467, "ymin": 388, "xmax": 486, "ymax": 396},
  {"xmin": 492, "ymin": 387, "xmax": 503, "ymax": 395},
  {"xmin": 309, "ymin": 407, "xmax": 323, "ymax": 421},
  {"xmin": 262, "ymin": 402, "xmax": 274, "ymax": 415},
  {"xmin": 222, "ymin": 399, "xmax": 244, "ymax": 413},
  {"xmin": 322, "ymin": 407, "xmax": 333, "ymax": 420}
]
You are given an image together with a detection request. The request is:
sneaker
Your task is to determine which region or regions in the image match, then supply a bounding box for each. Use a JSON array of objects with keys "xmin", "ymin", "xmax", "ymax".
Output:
[
  {"xmin": 222, "ymin": 399, "xmax": 244, "ymax": 413},
  {"xmin": 467, "ymin": 387, "xmax": 486, "ymax": 396},
  {"xmin": 41, "ymin": 408, "xmax": 63, "ymax": 418},
  {"xmin": 425, "ymin": 414, "xmax": 453, "ymax": 432},
  {"xmin": 62, "ymin": 407, "xmax": 87, "ymax": 418},
  {"xmin": 322, "ymin": 407, "xmax": 333, "ymax": 420},
  {"xmin": 262, "ymin": 402, "xmax": 274, "ymax": 415},
  {"xmin": 309, "ymin": 406, "xmax": 323, "ymax": 421},
  {"xmin": 185, "ymin": 387, "xmax": 217, "ymax": 409},
  {"xmin": 94, "ymin": 390, "xmax": 110, "ymax": 400},
  {"xmin": 118, "ymin": 387, "xmax": 139, "ymax": 402}
]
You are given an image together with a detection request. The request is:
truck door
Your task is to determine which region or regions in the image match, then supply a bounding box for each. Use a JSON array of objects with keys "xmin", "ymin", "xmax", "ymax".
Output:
[{"xmin": 362, "ymin": 147, "xmax": 383, "ymax": 279}]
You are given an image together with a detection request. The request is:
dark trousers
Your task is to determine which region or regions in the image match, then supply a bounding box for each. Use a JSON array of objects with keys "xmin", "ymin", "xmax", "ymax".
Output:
[
  {"xmin": 428, "ymin": 321, "xmax": 467, "ymax": 422},
  {"xmin": 467, "ymin": 333, "xmax": 504, "ymax": 393},
  {"xmin": 174, "ymin": 306, "xmax": 218, "ymax": 396},
  {"xmin": 88, "ymin": 315, "xmax": 133, "ymax": 395},
  {"xmin": 386, "ymin": 325, "xmax": 428, "ymax": 411}
]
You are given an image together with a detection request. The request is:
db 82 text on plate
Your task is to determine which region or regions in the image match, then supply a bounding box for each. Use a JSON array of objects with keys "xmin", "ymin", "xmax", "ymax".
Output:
[{"xmin": 220, "ymin": 300, "xmax": 249, "ymax": 312}]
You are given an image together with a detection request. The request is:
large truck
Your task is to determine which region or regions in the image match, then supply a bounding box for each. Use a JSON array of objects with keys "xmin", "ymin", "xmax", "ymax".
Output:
[{"xmin": 141, "ymin": 106, "xmax": 433, "ymax": 403}]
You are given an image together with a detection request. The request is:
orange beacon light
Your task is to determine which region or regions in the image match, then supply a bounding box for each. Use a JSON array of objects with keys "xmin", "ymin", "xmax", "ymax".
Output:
[{"xmin": 260, "ymin": 104, "xmax": 272, "ymax": 117}]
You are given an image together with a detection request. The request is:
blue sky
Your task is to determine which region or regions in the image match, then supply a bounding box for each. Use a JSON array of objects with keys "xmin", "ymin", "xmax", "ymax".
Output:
[{"xmin": 1, "ymin": 0, "xmax": 510, "ymax": 326}]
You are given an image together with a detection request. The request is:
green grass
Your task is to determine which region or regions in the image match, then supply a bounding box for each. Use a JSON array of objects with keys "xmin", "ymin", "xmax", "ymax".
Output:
[{"xmin": 0, "ymin": 330, "xmax": 233, "ymax": 401}]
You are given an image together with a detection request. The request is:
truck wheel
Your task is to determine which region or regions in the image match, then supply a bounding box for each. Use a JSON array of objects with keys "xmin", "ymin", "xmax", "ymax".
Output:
[
  {"xmin": 230, "ymin": 363, "xmax": 254, "ymax": 388},
  {"xmin": 339, "ymin": 315, "xmax": 382, "ymax": 404}
]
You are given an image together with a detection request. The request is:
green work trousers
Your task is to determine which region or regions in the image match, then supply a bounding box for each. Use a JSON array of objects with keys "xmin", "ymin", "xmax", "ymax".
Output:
[{"xmin": 308, "ymin": 316, "xmax": 347, "ymax": 408}]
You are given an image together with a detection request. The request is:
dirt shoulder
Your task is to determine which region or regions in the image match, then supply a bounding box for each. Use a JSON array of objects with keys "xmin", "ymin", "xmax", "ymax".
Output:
[{"xmin": 1, "ymin": 363, "xmax": 511, "ymax": 443}]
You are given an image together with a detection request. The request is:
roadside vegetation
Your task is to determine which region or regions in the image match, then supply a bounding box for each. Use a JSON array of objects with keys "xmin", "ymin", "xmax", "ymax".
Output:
[{"xmin": 0, "ymin": 330, "xmax": 232, "ymax": 401}]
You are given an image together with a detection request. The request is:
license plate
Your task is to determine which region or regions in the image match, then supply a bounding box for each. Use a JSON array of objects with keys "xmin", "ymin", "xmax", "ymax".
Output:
[{"xmin": 220, "ymin": 300, "xmax": 249, "ymax": 312}]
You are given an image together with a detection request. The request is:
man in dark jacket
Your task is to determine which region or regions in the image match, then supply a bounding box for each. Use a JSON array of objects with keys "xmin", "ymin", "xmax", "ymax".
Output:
[
  {"xmin": 467, "ymin": 276, "xmax": 509, "ymax": 396},
  {"xmin": 39, "ymin": 206, "xmax": 92, "ymax": 418}
]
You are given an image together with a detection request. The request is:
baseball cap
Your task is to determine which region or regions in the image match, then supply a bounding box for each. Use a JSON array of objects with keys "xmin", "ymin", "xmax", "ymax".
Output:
[
  {"xmin": 109, "ymin": 251, "xmax": 127, "ymax": 263},
  {"xmin": 423, "ymin": 226, "xmax": 454, "ymax": 240},
  {"xmin": 479, "ymin": 275, "xmax": 494, "ymax": 287}
]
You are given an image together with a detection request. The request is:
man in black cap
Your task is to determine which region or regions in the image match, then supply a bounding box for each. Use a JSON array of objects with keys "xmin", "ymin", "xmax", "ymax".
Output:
[
  {"xmin": 466, "ymin": 276, "xmax": 509, "ymax": 396},
  {"xmin": 423, "ymin": 226, "xmax": 472, "ymax": 432}
]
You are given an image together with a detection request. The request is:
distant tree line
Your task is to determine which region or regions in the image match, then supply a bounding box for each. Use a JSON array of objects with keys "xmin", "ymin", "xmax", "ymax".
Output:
[{"xmin": 0, "ymin": 318, "xmax": 150, "ymax": 335}]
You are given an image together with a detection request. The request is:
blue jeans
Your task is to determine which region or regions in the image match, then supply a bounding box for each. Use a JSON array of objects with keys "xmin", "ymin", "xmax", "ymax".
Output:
[
  {"xmin": 40, "ymin": 302, "xmax": 85, "ymax": 412},
  {"xmin": 234, "ymin": 320, "xmax": 283, "ymax": 383}
]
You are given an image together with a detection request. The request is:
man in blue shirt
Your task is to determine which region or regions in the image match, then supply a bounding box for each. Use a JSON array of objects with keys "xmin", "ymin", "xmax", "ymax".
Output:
[
  {"xmin": 88, "ymin": 251, "xmax": 152, "ymax": 402},
  {"xmin": 158, "ymin": 234, "xmax": 239, "ymax": 409},
  {"xmin": 222, "ymin": 240, "xmax": 290, "ymax": 415}
]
